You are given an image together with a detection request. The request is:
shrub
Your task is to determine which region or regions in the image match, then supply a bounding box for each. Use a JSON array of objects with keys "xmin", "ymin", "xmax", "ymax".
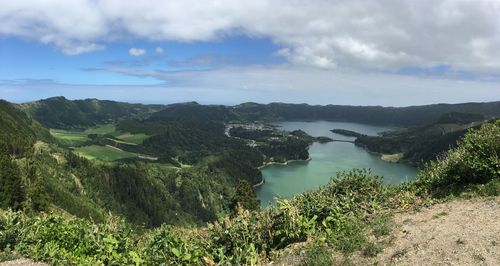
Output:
[
  {"xmin": 143, "ymin": 226, "xmax": 207, "ymax": 265},
  {"xmin": 1, "ymin": 212, "xmax": 141, "ymax": 265},
  {"xmin": 416, "ymin": 120, "xmax": 500, "ymax": 196}
]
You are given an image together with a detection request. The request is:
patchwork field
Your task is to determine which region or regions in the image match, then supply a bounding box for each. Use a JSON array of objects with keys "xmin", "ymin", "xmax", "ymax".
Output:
[
  {"xmin": 50, "ymin": 124, "xmax": 153, "ymax": 161},
  {"xmin": 73, "ymin": 145, "xmax": 137, "ymax": 161},
  {"xmin": 50, "ymin": 124, "xmax": 150, "ymax": 145}
]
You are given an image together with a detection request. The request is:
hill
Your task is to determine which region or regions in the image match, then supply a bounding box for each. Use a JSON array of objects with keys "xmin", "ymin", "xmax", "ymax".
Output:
[
  {"xmin": 21, "ymin": 97, "xmax": 500, "ymax": 129},
  {"xmin": 353, "ymin": 112, "xmax": 486, "ymax": 165},
  {"xmin": 0, "ymin": 100, "xmax": 51, "ymax": 155},
  {"xmin": 21, "ymin": 96, "xmax": 164, "ymax": 129},
  {"xmin": 233, "ymin": 101, "xmax": 500, "ymax": 126}
]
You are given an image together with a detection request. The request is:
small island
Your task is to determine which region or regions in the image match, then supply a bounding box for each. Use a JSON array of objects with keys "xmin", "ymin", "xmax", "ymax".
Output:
[{"xmin": 330, "ymin": 129, "xmax": 365, "ymax": 138}]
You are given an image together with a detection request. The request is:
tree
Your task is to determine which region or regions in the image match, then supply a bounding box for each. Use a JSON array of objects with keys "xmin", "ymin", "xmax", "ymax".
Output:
[
  {"xmin": 230, "ymin": 179, "xmax": 260, "ymax": 214},
  {"xmin": 24, "ymin": 158, "xmax": 49, "ymax": 211},
  {"xmin": 0, "ymin": 144, "xmax": 25, "ymax": 210}
]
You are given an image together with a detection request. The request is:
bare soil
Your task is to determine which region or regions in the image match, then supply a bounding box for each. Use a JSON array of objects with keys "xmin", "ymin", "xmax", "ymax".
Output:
[
  {"xmin": 0, "ymin": 259, "xmax": 47, "ymax": 266},
  {"xmin": 370, "ymin": 196, "xmax": 500, "ymax": 266}
]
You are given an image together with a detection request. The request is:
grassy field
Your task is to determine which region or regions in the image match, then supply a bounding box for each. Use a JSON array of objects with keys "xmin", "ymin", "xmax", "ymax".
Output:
[
  {"xmin": 114, "ymin": 132, "xmax": 149, "ymax": 144},
  {"xmin": 50, "ymin": 129, "xmax": 89, "ymax": 142},
  {"xmin": 84, "ymin": 124, "xmax": 116, "ymax": 135},
  {"xmin": 73, "ymin": 145, "xmax": 137, "ymax": 161},
  {"xmin": 50, "ymin": 124, "xmax": 150, "ymax": 145}
]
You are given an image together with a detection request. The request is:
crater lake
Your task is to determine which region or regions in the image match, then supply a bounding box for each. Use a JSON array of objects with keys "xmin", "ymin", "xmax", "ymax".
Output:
[{"xmin": 256, "ymin": 121, "xmax": 418, "ymax": 207}]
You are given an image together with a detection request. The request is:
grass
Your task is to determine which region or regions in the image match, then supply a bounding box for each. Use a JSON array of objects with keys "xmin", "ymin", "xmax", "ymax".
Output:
[
  {"xmin": 299, "ymin": 244, "xmax": 334, "ymax": 266},
  {"xmin": 50, "ymin": 124, "xmax": 150, "ymax": 145},
  {"xmin": 73, "ymin": 145, "xmax": 137, "ymax": 161},
  {"xmin": 432, "ymin": 211, "xmax": 448, "ymax": 219},
  {"xmin": 363, "ymin": 242, "xmax": 383, "ymax": 257},
  {"xmin": 50, "ymin": 129, "xmax": 89, "ymax": 142},
  {"xmin": 83, "ymin": 124, "xmax": 116, "ymax": 135},
  {"xmin": 115, "ymin": 132, "xmax": 149, "ymax": 144}
]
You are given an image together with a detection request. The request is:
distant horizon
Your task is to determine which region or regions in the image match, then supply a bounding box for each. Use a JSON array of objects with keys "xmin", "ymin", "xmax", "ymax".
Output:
[{"xmin": 6, "ymin": 95, "xmax": 500, "ymax": 109}]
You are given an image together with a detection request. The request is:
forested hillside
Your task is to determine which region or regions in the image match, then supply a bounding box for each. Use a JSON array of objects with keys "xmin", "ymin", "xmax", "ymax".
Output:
[
  {"xmin": 233, "ymin": 101, "xmax": 500, "ymax": 126},
  {"xmin": 21, "ymin": 97, "xmax": 500, "ymax": 129},
  {"xmin": 21, "ymin": 96, "xmax": 164, "ymax": 129},
  {"xmin": 1, "ymin": 98, "xmax": 328, "ymax": 227},
  {"xmin": 1, "ymin": 118, "xmax": 497, "ymax": 265},
  {"xmin": 0, "ymin": 100, "xmax": 51, "ymax": 155},
  {"xmin": 353, "ymin": 112, "xmax": 486, "ymax": 165}
]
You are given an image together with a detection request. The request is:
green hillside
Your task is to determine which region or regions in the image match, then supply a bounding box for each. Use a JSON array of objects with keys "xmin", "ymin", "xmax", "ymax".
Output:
[
  {"xmin": 1, "ymin": 119, "xmax": 497, "ymax": 265},
  {"xmin": 233, "ymin": 101, "xmax": 500, "ymax": 126},
  {"xmin": 21, "ymin": 96, "xmax": 164, "ymax": 129},
  {"xmin": 353, "ymin": 112, "xmax": 486, "ymax": 165},
  {"xmin": 0, "ymin": 100, "xmax": 51, "ymax": 155}
]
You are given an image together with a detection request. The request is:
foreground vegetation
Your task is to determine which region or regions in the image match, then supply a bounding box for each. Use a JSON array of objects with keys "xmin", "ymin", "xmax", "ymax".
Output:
[{"xmin": 1, "ymin": 120, "xmax": 498, "ymax": 265}]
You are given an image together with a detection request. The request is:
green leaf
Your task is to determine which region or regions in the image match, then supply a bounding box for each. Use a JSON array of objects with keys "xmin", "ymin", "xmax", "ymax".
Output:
[{"xmin": 171, "ymin": 247, "xmax": 181, "ymax": 257}]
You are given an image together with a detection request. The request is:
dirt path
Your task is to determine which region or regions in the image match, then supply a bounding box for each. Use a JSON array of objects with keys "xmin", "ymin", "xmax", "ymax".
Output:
[{"xmin": 370, "ymin": 196, "xmax": 500, "ymax": 265}]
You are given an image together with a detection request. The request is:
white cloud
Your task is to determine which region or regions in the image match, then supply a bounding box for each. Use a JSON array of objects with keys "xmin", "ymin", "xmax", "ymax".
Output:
[
  {"xmin": 2, "ymin": 0, "xmax": 500, "ymax": 74},
  {"xmin": 61, "ymin": 43, "xmax": 105, "ymax": 56},
  {"xmin": 129, "ymin": 48, "xmax": 146, "ymax": 56},
  {"xmin": 155, "ymin": 47, "xmax": 164, "ymax": 54},
  {"xmin": 82, "ymin": 65, "xmax": 500, "ymax": 106}
]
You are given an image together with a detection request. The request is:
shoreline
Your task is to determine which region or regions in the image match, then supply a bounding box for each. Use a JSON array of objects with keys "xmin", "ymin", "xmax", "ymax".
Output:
[
  {"xmin": 253, "ymin": 179, "xmax": 265, "ymax": 188},
  {"xmin": 254, "ymin": 157, "xmax": 311, "ymax": 188},
  {"xmin": 258, "ymin": 157, "xmax": 311, "ymax": 169}
]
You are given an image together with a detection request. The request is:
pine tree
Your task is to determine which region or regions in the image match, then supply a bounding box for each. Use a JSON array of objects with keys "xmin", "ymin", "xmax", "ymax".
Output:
[
  {"xmin": 0, "ymin": 144, "xmax": 25, "ymax": 210},
  {"xmin": 24, "ymin": 158, "xmax": 49, "ymax": 211},
  {"xmin": 230, "ymin": 179, "xmax": 260, "ymax": 213}
]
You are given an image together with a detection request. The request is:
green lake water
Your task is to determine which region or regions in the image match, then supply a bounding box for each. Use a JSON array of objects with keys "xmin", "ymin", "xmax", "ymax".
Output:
[{"xmin": 256, "ymin": 121, "xmax": 418, "ymax": 207}]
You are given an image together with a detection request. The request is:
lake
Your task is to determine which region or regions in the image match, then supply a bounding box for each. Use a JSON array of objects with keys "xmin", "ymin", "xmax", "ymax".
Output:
[{"xmin": 256, "ymin": 121, "xmax": 418, "ymax": 207}]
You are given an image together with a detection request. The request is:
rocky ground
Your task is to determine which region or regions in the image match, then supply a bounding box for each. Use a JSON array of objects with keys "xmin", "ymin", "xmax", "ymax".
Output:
[{"xmin": 275, "ymin": 196, "xmax": 500, "ymax": 266}]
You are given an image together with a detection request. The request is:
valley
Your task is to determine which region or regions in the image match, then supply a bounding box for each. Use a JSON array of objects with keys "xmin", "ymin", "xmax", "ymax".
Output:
[{"xmin": 0, "ymin": 96, "xmax": 498, "ymax": 265}]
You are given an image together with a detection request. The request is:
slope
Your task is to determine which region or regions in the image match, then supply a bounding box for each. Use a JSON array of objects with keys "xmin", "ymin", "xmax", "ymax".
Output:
[{"xmin": 21, "ymin": 96, "xmax": 164, "ymax": 129}]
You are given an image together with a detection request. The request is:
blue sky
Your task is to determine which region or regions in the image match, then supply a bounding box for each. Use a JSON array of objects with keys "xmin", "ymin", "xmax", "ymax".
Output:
[
  {"xmin": 1, "ymin": 1, "xmax": 499, "ymax": 106},
  {"xmin": 0, "ymin": 36, "xmax": 284, "ymax": 85}
]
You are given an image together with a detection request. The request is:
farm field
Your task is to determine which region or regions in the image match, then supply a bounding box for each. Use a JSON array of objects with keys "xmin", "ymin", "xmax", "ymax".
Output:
[
  {"xmin": 50, "ymin": 124, "xmax": 150, "ymax": 145},
  {"xmin": 50, "ymin": 129, "xmax": 89, "ymax": 142},
  {"xmin": 73, "ymin": 145, "xmax": 137, "ymax": 161}
]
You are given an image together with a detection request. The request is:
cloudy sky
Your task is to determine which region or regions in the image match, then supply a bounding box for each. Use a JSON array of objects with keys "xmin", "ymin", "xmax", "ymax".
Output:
[{"xmin": 1, "ymin": 0, "xmax": 499, "ymax": 106}]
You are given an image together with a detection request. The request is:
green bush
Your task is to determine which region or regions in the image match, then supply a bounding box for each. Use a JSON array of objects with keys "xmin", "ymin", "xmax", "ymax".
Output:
[
  {"xmin": 207, "ymin": 209, "xmax": 272, "ymax": 265},
  {"xmin": 143, "ymin": 226, "xmax": 206, "ymax": 265},
  {"xmin": 0, "ymin": 211, "xmax": 141, "ymax": 265},
  {"xmin": 416, "ymin": 120, "xmax": 500, "ymax": 196}
]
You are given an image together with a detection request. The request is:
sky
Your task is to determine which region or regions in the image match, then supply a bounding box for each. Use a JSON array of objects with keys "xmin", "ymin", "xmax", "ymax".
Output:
[{"xmin": 1, "ymin": 0, "xmax": 499, "ymax": 106}]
